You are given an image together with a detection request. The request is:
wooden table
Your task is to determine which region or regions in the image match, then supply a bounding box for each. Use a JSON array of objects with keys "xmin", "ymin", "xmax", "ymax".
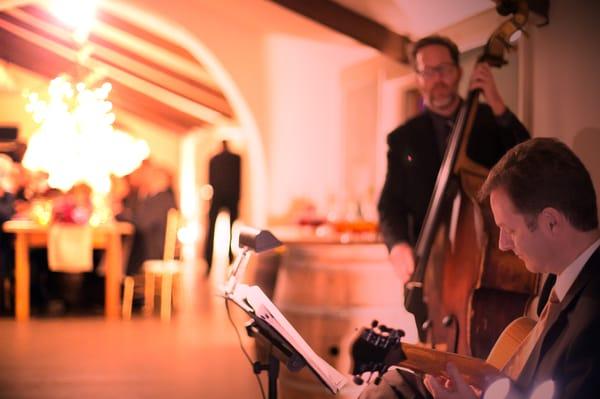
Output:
[{"xmin": 3, "ymin": 220, "xmax": 134, "ymax": 321}]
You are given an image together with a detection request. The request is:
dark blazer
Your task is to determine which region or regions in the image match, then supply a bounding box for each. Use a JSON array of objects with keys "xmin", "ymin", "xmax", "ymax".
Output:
[
  {"xmin": 377, "ymin": 104, "xmax": 530, "ymax": 250},
  {"xmin": 209, "ymin": 149, "xmax": 241, "ymax": 209},
  {"xmin": 520, "ymin": 246, "xmax": 600, "ymax": 398}
]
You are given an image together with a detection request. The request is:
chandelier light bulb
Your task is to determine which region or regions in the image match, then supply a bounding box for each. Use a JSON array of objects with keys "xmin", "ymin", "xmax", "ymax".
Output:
[{"xmin": 23, "ymin": 76, "xmax": 149, "ymax": 195}]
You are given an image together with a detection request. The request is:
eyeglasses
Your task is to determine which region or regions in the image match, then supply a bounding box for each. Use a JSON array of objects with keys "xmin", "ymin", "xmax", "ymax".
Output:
[{"xmin": 416, "ymin": 63, "xmax": 457, "ymax": 79}]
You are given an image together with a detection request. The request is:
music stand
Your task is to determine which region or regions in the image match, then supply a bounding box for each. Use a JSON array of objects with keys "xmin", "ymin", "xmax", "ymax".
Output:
[
  {"xmin": 243, "ymin": 306, "xmax": 306, "ymax": 399},
  {"xmin": 222, "ymin": 226, "xmax": 346, "ymax": 399}
]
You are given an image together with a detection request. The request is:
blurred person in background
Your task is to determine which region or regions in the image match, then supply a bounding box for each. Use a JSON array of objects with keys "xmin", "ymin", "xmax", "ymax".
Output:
[
  {"xmin": 204, "ymin": 140, "xmax": 240, "ymax": 275},
  {"xmin": 0, "ymin": 154, "xmax": 17, "ymax": 313},
  {"xmin": 117, "ymin": 161, "xmax": 177, "ymax": 307}
]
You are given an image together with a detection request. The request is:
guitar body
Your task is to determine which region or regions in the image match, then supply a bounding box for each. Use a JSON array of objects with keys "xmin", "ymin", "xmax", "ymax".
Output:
[{"xmin": 486, "ymin": 317, "xmax": 536, "ymax": 370}]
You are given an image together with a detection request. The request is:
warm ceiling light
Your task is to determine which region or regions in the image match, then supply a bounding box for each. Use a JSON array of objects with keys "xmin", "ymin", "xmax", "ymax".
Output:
[{"xmin": 49, "ymin": 0, "xmax": 101, "ymax": 43}]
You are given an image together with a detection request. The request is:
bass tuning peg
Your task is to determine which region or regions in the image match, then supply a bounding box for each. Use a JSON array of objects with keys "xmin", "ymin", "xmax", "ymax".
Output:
[{"xmin": 353, "ymin": 375, "xmax": 364, "ymax": 385}]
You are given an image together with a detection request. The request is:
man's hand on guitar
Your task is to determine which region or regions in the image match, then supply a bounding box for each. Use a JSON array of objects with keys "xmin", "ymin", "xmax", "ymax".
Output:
[
  {"xmin": 389, "ymin": 242, "xmax": 415, "ymax": 284},
  {"xmin": 424, "ymin": 363, "xmax": 480, "ymax": 399}
]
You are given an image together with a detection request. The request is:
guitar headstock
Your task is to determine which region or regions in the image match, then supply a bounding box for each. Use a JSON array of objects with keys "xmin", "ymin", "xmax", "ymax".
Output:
[{"xmin": 350, "ymin": 320, "xmax": 406, "ymax": 385}]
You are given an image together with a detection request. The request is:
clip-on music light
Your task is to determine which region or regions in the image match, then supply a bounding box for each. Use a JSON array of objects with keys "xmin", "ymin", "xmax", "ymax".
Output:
[{"xmin": 223, "ymin": 226, "xmax": 282, "ymax": 296}]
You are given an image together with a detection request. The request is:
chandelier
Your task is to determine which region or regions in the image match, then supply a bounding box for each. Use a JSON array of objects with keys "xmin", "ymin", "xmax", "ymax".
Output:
[{"xmin": 23, "ymin": 75, "xmax": 149, "ymax": 194}]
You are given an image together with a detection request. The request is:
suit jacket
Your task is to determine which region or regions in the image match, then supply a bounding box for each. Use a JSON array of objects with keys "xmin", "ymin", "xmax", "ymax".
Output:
[
  {"xmin": 518, "ymin": 246, "xmax": 600, "ymax": 398},
  {"xmin": 209, "ymin": 149, "xmax": 241, "ymax": 208},
  {"xmin": 377, "ymin": 104, "xmax": 530, "ymax": 250}
]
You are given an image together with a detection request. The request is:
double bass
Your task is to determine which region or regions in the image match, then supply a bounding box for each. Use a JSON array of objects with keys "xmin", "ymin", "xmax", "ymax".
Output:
[{"xmin": 404, "ymin": 0, "xmax": 538, "ymax": 358}]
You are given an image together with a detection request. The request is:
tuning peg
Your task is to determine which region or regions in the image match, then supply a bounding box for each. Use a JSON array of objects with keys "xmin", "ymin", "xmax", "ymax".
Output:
[
  {"xmin": 353, "ymin": 375, "xmax": 364, "ymax": 385},
  {"xmin": 422, "ymin": 319, "xmax": 432, "ymax": 332},
  {"xmin": 442, "ymin": 315, "xmax": 456, "ymax": 327},
  {"xmin": 391, "ymin": 329, "xmax": 405, "ymax": 340}
]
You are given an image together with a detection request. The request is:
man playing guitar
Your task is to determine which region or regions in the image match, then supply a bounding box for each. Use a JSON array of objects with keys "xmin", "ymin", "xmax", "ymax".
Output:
[{"xmin": 359, "ymin": 138, "xmax": 600, "ymax": 399}]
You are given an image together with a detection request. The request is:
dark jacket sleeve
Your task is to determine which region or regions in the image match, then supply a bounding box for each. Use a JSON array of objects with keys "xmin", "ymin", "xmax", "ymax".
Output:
[
  {"xmin": 495, "ymin": 107, "xmax": 531, "ymax": 150},
  {"xmin": 468, "ymin": 105, "xmax": 531, "ymax": 168},
  {"xmin": 378, "ymin": 105, "xmax": 529, "ymax": 253},
  {"xmin": 377, "ymin": 130, "xmax": 410, "ymax": 251}
]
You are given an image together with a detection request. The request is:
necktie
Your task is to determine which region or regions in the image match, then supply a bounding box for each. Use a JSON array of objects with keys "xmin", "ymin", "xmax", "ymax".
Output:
[{"xmin": 502, "ymin": 290, "xmax": 561, "ymax": 387}]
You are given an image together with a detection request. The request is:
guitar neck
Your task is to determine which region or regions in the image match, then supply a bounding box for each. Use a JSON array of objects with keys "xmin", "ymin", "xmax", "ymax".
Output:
[
  {"xmin": 398, "ymin": 343, "xmax": 503, "ymax": 389},
  {"xmin": 352, "ymin": 319, "xmax": 534, "ymax": 390},
  {"xmin": 394, "ymin": 317, "xmax": 534, "ymax": 389}
]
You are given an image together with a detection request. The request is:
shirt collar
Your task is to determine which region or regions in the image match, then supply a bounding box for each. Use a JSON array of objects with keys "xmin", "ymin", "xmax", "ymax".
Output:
[
  {"xmin": 554, "ymin": 237, "xmax": 600, "ymax": 301},
  {"xmin": 425, "ymin": 101, "xmax": 462, "ymax": 123}
]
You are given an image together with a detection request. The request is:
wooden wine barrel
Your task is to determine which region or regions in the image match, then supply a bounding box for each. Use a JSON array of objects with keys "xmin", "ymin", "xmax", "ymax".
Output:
[
  {"xmin": 273, "ymin": 241, "xmax": 417, "ymax": 399},
  {"xmin": 248, "ymin": 248, "xmax": 283, "ymax": 299}
]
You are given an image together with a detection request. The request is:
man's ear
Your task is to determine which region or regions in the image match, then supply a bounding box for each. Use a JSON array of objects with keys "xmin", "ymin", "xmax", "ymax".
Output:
[{"xmin": 539, "ymin": 207, "xmax": 562, "ymax": 234}]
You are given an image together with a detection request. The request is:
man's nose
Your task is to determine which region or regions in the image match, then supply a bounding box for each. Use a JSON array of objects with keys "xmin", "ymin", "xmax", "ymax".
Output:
[{"xmin": 429, "ymin": 71, "xmax": 444, "ymax": 82}]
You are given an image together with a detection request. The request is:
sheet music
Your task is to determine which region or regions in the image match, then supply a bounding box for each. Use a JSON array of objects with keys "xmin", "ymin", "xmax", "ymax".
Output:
[{"xmin": 227, "ymin": 284, "xmax": 347, "ymax": 393}]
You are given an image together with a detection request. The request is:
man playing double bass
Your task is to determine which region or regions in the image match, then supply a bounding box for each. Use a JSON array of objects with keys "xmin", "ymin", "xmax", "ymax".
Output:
[
  {"xmin": 362, "ymin": 138, "xmax": 600, "ymax": 398},
  {"xmin": 378, "ymin": 35, "xmax": 530, "ymax": 284}
]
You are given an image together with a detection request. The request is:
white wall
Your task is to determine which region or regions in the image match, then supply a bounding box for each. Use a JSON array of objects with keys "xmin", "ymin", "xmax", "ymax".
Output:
[
  {"xmin": 528, "ymin": 0, "xmax": 600, "ymax": 218},
  {"xmin": 117, "ymin": 0, "xmax": 376, "ymax": 224},
  {"xmin": 267, "ymin": 35, "xmax": 373, "ymax": 216}
]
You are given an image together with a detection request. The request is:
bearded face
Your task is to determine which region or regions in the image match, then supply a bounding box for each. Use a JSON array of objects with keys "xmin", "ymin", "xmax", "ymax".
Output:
[{"xmin": 415, "ymin": 45, "xmax": 461, "ymax": 116}]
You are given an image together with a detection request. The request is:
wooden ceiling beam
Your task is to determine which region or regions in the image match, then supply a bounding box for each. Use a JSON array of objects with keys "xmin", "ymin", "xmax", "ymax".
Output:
[
  {"xmin": 5, "ymin": 8, "xmax": 232, "ymax": 116},
  {"xmin": 113, "ymin": 110, "xmax": 191, "ymax": 137},
  {"xmin": 269, "ymin": 0, "xmax": 410, "ymax": 64},
  {"xmin": 0, "ymin": 30, "xmax": 207, "ymax": 133},
  {"xmin": 23, "ymin": 5, "xmax": 221, "ymax": 92},
  {"xmin": 92, "ymin": 21, "xmax": 218, "ymax": 91},
  {"xmin": 0, "ymin": 16, "xmax": 231, "ymax": 125}
]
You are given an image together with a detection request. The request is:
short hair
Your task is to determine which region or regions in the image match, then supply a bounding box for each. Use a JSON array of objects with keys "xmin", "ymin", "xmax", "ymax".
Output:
[
  {"xmin": 411, "ymin": 35, "xmax": 460, "ymax": 68},
  {"xmin": 478, "ymin": 138, "xmax": 598, "ymax": 231}
]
